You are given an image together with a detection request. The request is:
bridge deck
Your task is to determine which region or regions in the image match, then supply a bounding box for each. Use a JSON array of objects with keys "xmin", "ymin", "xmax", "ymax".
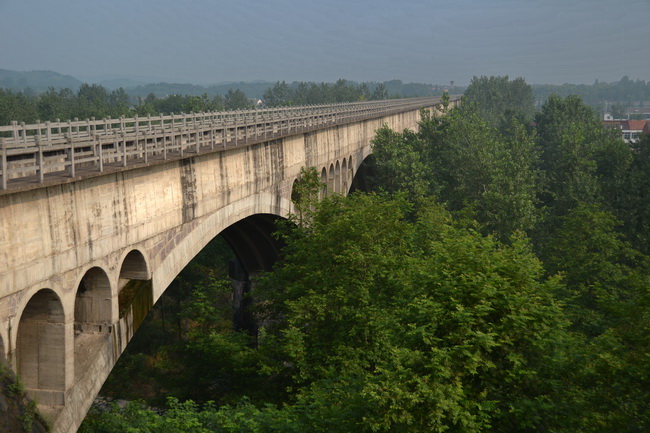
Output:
[{"xmin": 0, "ymin": 97, "xmax": 452, "ymax": 193}]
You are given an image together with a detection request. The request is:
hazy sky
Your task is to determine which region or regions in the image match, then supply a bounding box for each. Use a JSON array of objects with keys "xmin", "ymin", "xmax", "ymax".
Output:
[{"xmin": 1, "ymin": 0, "xmax": 648, "ymax": 86}]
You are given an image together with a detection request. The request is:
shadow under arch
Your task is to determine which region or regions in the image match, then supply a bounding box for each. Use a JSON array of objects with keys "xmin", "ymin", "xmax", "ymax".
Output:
[
  {"xmin": 349, "ymin": 153, "xmax": 377, "ymax": 194},
  {"xmin": 219, "ymin": 213, "xmax": 286, "ymax": 332},
  {"xmin": 17, "ymin": 288, "xmax": 66, "ymax": 405}
]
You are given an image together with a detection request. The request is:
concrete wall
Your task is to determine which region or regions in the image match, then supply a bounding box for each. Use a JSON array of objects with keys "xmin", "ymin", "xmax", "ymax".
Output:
[{"xmin": 0, "ymin": 106, "xmax": 429, "ymax": 433}]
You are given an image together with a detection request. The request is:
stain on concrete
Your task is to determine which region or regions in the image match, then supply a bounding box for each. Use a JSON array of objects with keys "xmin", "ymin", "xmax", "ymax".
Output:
[{"xmin": 179, "ymin": 158, "xmax": 197, "ymax": 224}]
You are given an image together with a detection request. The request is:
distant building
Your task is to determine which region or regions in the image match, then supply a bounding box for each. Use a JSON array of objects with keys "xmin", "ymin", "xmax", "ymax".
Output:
[
  {"xmin": 603, "ymin": 119, "xmax": 650, "ymax": 144},
  {"xmin": 627, "ymin": 107, "xmax": 650, "ymax": 120}
]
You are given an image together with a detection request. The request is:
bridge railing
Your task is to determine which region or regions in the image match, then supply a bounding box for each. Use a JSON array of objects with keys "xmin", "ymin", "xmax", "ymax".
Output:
[{"xmin": 0, "ymin": 96, "xmax": 458, "ymax": 190}]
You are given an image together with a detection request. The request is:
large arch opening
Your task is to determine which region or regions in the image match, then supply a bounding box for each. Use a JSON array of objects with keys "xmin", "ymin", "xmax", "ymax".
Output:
[
  {"xmin": 220, "ymin": 214, "xmax": 286, "ymax": 333},
  {"xmin": 349, "ymin": 154, "xmax": 376, "ymax": 194},
  {"xmin": 92, "ymin": 212, "xmax": 288, "ymax": 409},
  {"xmin": 17, "ymin": 289, "xmax": 66, "ymax": 405}
]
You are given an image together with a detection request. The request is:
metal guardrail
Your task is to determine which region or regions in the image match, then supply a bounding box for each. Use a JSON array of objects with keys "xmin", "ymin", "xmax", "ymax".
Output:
[{"xmin": 0, "ymin": 96, "xmax": 458, "ymax": 190}]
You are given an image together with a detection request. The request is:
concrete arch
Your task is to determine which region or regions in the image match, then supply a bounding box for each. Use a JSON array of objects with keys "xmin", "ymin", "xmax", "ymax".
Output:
[
  {"xmin": 17, "ymin": 288, "xmax": 66, "ymax": 404},
  {"xmin": 320, "ymin": 167, "xmax": 328, "ymax": 198},
  {"xmin": 220, "ymin": 213, "xmax": 286, "ymax": 275},
  {"xmin": 349, "ymin": 154, "xmax": 375, "ymax": 194},
  {"xmin": 328, "ymin": 163, "xmax": 335, "ymax": 194},
  {"xmin": 151, "ymin": 192, "xmax": 293, "ymax": 303},
  {"xmin": 341, "ymin": 158, "xmax": 348, "ymax": 194},
  {"xmin": 119, "ymin": 249, "xmax": 150, "ymax": 281},
  {"xmin": 334, "ymin": 160, "xmax": 341, "ymax": 194},
  {"xmin": 348, "ymin": 156, "xmax": 354, "ymax": 188},
  {"xmin": 291, "ymin": 178, "xmax": 300, "ymax": 204},
  {"xmin": 74, "ymin": 266, "xmax": 112, "ymax": 333}
]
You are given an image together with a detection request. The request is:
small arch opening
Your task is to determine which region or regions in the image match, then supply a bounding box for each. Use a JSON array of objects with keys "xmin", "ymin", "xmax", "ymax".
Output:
[
  {"xmin": 119, "ymin": 250, "xmax": 149, "ymax": 280},
  {"xmin": 328, "ymin": 163, "xmax": 335, "ymax": 194},
  {"xmin": 291, "ymin": 178, "xmax": 301, "ymax": 203},
  {"xmin": 118, "ymin": 250, "xmax": 152, "ymax": 317},
  {"xmin": 320, "ymin": 167, "xmax": 328, "ymax": 198},
  {"xmin": 75, "ymin": 267, "xmax": 112, "ymax": 333},
  {"xmin": 341, "ymin": 158, "xmax": 348, "ymax": 194},
  {"xmin": 348, "ymin": 156, "xmax": 354, "ymax": 184},
  {"xmin": 18, "ymin": 289, "xmax": 66, "ymax": 404},
  {"xmin": 0, "ymin": 334, "xmax": 5, "ymax": 363},
  {"xmin": 335, "ymin": 161, "xmax": 341, "ymax": 193}
]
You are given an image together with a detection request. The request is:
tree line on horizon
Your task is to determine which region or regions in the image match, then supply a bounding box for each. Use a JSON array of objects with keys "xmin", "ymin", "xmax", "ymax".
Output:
[
  {"xmin": 0, "ymin": 78, "xmax": 456, "ymax": 126},
  {"xmin": 77, "ymin": 76, "xmax": 650, "ymax": 432}
]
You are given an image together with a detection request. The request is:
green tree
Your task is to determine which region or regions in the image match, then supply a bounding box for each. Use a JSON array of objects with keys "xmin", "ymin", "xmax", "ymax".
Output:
[
  {"xmin": 258, "ymin": 193, "xmax": 574, "ymax": 433},
  {"xmin": 289, "ymin": 166, "xmax": 323, "ymax": 228},
  {"xmin": 463, "ymin": 75, "xmax": 535, "ymax": 128},
  {"xmin": 535, "ymin": 95, "xmax": 602, "ymax": 220},
  {"xmin": 76, "ymin": 83, "xmax": 111, "ymax": 119},
  {"xmin": 370, "ymin": 125, "xmax": 430, "ymax": 202},
  {"xmin": 224, "ymin": 89, "xmax": 252, "ymax": 110},
  {"xmin": 371, "ymin": 83, "xmax": 388, "ymax": 100},
  {"xmin": 263, "ymin": 81, "xmax": 292, "ymax": 107}
]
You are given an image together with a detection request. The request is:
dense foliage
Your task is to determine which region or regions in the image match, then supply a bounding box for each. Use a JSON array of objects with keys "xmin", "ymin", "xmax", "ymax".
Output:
[{"xmin": 77, "ymin": 76, "xmax": 650, "ymax": 432}]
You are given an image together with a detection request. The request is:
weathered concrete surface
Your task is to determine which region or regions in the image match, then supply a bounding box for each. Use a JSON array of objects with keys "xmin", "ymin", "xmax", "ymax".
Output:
[{"xmin": 0, "ymin": 106, "xmax": 431, "ymax": 433}]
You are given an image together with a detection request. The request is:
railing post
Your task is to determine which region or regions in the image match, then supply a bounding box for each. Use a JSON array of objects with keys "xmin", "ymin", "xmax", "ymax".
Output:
[
  {"xmin": 234, "ymin": 111, "xmax": 238, "ymax": 147},
  {"xmin": 121, "ymin": 132, "xmax": 127, "ymax": 167},
  {"xmin": 0, "ymin": 138, "xmax": 6, "ymax": 190},
  {"xmin": 142, "ymin": 131, "xmax": 148, "ymax": 164},
  {"xmin": 179, "ymin": 126, "xmax": 184, "ymax": 157},
  {"xmin": 66, "ymin": 133, "xmax": 76, "ymax": 177},
  {"xmin": 97, "ymin": 136, "xmax": 104, "ymax": 172},
  {"xmin": 195, "ymin": 122, "xmax": 200, "ymax": 153},
  {"xmin": 134, "ymin": 115, "xmax": 140, "ymax": 156},
  {"xmin": 36, "ymin": 137, "xmax": 44, "ymax": 183}
]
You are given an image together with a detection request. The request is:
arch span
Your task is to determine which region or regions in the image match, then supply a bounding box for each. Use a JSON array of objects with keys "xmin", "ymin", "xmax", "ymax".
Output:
[
  {"xmin": 75, "ymin": 267, "xmax": 112, "ymax": 333},
  {"xmin": 119, "ymin": 250, "xmax": 150, "ymax": 281},
  {"xmin": 17, "ymin": 289, "xmax": 66, "ymax": 405},
  {"xmin": 349, "ymin": 154, "xmax": 376, "ymax": 194},
  {"xmin": 335, "ymin": 161, "xmax": 341, "ymax": 194},
  {"xmin": 320, "ymin": 167, "xmax": 328, "ymax": 198}
]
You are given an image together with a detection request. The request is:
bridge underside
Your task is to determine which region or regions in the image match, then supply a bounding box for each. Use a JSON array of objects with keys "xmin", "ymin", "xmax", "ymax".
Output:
[{"xmin": 0, "ymin": 103, "xmax": 437, "ymax": 432}]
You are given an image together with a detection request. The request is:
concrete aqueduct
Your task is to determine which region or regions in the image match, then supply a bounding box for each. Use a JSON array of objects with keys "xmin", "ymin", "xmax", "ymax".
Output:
[{"xmin": 0, "ymin": 96, "xmax": 458, "ymax": 432}]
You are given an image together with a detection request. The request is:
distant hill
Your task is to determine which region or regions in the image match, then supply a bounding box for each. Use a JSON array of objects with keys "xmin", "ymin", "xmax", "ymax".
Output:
[
  {"xmin": 127, "ymin": 81, "xmax": 275, "ymax": 99},
  {"xmin": 0, "ymin": 67, "xmax": 462, "ymax": 101},
  {"xmin": 0, "ymin": 69, "xmax": 82, "ymax": 93}
]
